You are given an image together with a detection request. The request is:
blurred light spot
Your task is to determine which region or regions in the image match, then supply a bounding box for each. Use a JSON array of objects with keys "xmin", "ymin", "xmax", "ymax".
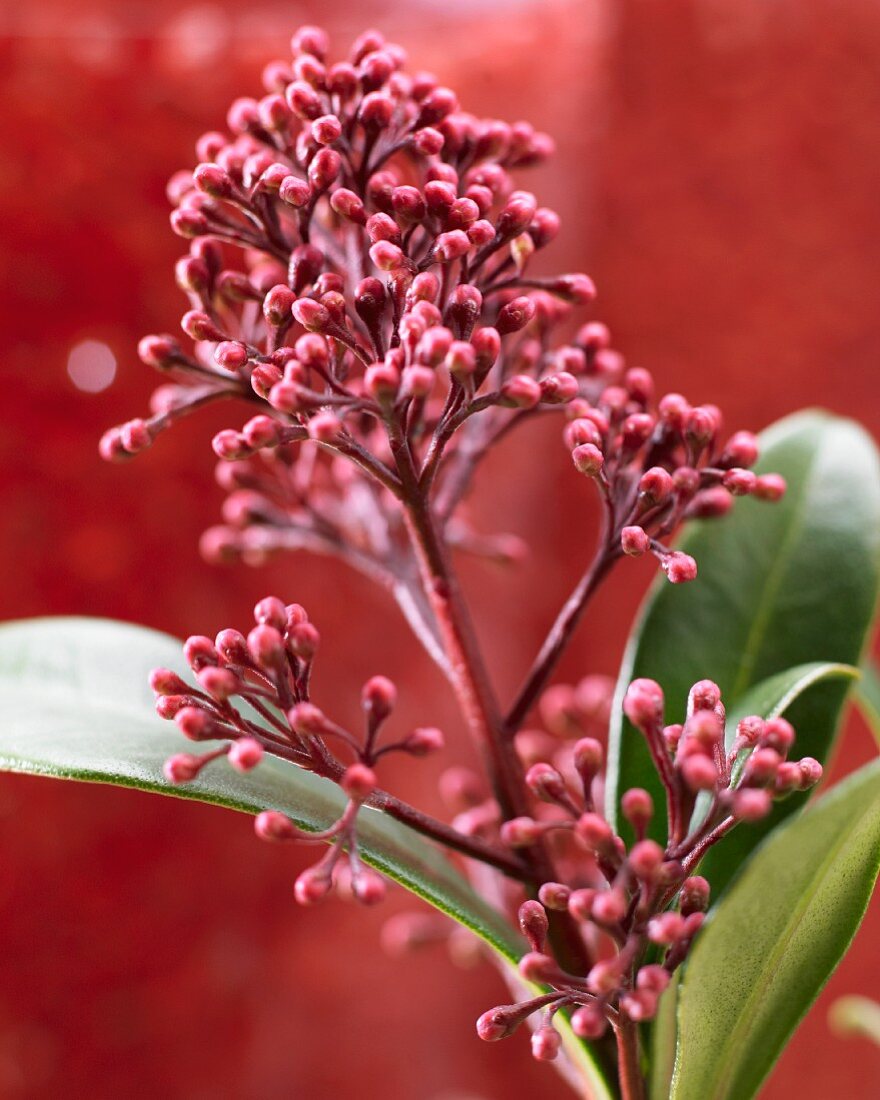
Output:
[{"xmin": 67, "ymin": 340, "xmax": 116, "ymax": 393}]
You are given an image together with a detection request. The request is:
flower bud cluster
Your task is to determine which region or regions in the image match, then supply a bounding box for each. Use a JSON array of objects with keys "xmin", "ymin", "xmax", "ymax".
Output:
[
  {"xmin": 623, "ymin": 677, "xmax": 822, "ymax": 839},
  {"xmin": 478, "ymin": 676, "xmax": 821, "ymax": 1060},
  {"xmin": 564, "ymin": 368, "xmax": 786, "ymax": 585},
  {"xmin": 152, "ymin": 595, "xmax": 443, "ymax": 906}
]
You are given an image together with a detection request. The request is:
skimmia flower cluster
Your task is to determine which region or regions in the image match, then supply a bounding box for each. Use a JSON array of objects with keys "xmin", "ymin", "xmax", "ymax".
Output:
[
  {"xmin": 478, "ymin": 678, "xmax": 821, "ymax": 1066},
  {"xmin": 102, "ymin": 24, "xmax": 797, "ymax": 1096}
]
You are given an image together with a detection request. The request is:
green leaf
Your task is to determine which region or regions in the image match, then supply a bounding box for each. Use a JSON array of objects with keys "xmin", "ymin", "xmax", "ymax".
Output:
[
  {"xmin": 853, "ymin": 657, "xmax": 880, "ymax": 751},
  {"xmin": 607, "ymin": 411, "xmax": 880, "ymax": 867},
  {"xmin": 671, "ymin": 759, "xmax": 880, "ymax": 1100},
  {"xmin": 649, "ymin": 978, "xmax": 679, "ymax": 1100},
  {"xmin": 0, "ymin": 617, "xmax": 615, "ymax": 1098}
]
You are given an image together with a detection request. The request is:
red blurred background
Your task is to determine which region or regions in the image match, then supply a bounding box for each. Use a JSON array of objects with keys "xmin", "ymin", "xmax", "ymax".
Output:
[{"xmin": 2, "ymin": 0, "xmax": 880, "ymax": 1096}]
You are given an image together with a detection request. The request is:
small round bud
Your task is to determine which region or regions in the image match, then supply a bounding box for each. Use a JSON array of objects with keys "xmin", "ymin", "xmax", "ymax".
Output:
[
  {"xmin": 753, "ymin": 474, "xmax": 787, "ymax": 501},
  {"xmin": 592, "ymin": 889, "xmax": 627, "ymax": 925},
  {"xmin": 247, "ymin": 624, "xmax": 284, "ymax": 668},
  {"xmin": 342, "ymin": 763, "xmax": 377, "ymax": 803},
  {"xmin": 733, "ymin": 787, "xmax": 773, "ymax": 821},
  {"xmin": 662, "ymin": 552, "xmax": 698, "ymax": 584},
  {"xmin": 531, "ymin": 1027, "xmax": 561, "ymax": 1062},
  {"xmin": 254, "ymin": 811, "xmax": 297, "ymax": 842},
  {"xmin": 538, "ymin": 882, "xmax": 571, "ymax": 911},
  {"xmin": 294, "ymin": 865, "xmax": 333, "ymax": 906},
  {"xmin": 571, "ymin": 1003, "xmax": 607, "ymax": 1039},
  {"xmin": 362, "ymin": 675, "xmax": 397, "ymax": 721},
  {"xmin": 501, "ymin": 375, "xmax": 542, "ymax": 409},
  {"xmin": 679, "ymin": 876, "xmax": 710, "ymax": 916},
  {"xmin": 403, "ymin": 727, "xmax": 445, "ymax": 756},
  {"xmin": 228, "ymin": 737, "xmax": 264, "ymax": 773},
  {"xmin": 163, "ymin": 753, "xmax": 203, "ymax": 784},
  {"xmin": 623, "ymin": 678, "xmax": 664, "ymax": 729},
  {"xmin": 572, "ymin": 443, "xmax": 604, "ymax": 477},
  {"xmin": 518, "ymin": 899, "xmax": 549, "ymax": 951},
  {"xmin": 628, "ymin": 839, "xmax": 665, "ymax": 880},
  {"xmin": 288, "ymin": 701, "xmax": 327, "ymax": 737},
  {"xmin": 621, "ymin": 788, "xmax": 654, "ymax": 836},
  {"xmin": 621, "ymin": 526, "xmax": 650, "ymax": 556}
]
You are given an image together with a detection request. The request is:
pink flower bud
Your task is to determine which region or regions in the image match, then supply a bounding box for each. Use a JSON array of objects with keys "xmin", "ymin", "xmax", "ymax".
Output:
[
  {"xmin": 518, "ymin": 951, "xmax": 558, "ymax": 983},
  {"xmin": 629, "ymin": 839, "xmax": 665, "ymax": 880},
  {"xmin": 197, "ymin": 666, "xmax": 238, "ymax": 701},
  {"xmin": 662, "ymin": 552, "xmax": 698, "ymax": 584},
  {"xmin": 500, "ymin": 816, "xmax": 541, "ymax": 848},
  {"xmin": 501, "ymin": 374, "xmax": 542, "ymax": 409},
  {"xmin": 572, "ymin": 443, "xmax": 604, "ymax": 477},
  {"xmin": 311, "ymin": 114, "xmax": 342, "ymax": 145},
  {"xmin": 733, "ymin": 787, "xmax": 773, "ymax": 821},
  {"xmin": 587, "ymin": 957, "xmax": 623, "ymax": 995},
  {"xmin": 477, "ymin": 1007, "xmax": 520, "ymax": 1042},
  {"xmin": 518, "ymin": 899, "xmax": 549, "ymax": 951},
  {"xmin": 308, "ymin": 148, "xmax": 341, "ymax": 191},
  {"xmin": 592, "ymin": 889, "xmax": 627, "ymax": 924},
  {"xmin": 575, "ymin": 812, "xmax": 614, "ymax": 852},
  {"xmin": 365, "ymin": 363, "xmax": 400, "ymax": 400},
  {"xmin": 623, "ymin": 678, "xmax": 664, "ymax": 729},
  {"xmin": 294, "ymin": 865, "xmax": 333, "ymax": 906},
  {"xmin": 342, "ymin": 763, "xmax": 377, "ymax": 802},
  {"xmin": 163, "ymin": 753, "xmax": 203, "ymax": 784},
  {"xmin": 369, "ymin": 241, "xmax": 406, "ymax": 271},
  {"xmin": 526, "ymin": 763, "xmax": 569, "ymax": 805},
  {"xmin": 538, "ymin": 882, "xmax": 571, "ymax": 911},
  {"xmin": 288, "ymin": 701, "xmax": 327, "ymax": 737},
  {"xmin": 571, "ymin": 1003, "xmax": 607, "ymax": 1039},
  {"xmin": 496, "ymin": 296, "xmax": 536, "ymax": 335},
  {"xmin": 679, "ymin": 876, "xmax": 710, "ymax": 916},
  {"xmin": 174, "ymin": 706, "xmax": 212, "ymax": 741},
  {"xmin": 531, "ymin": 1027, "xmax": 561, "ymax": 1062},
  {"xmin": 434, "ymin": 230, "xmax": 471, "ymax": 263},
  {"xmin": 184, "ymin": 635, "xmax": 219, "ymax": 670},
  {"xmin": 647, "ymin": 912, "xmax": 685, "ymax": 945},
  {"xmin": 621, "ymin": 787, "xmax": 654, "ymax": 834},
  {"xmin": 247, "ymin": 624, "xmax": 285, "ymax": 667},
  {"xmin": 496, "ymin": 191, "xmax": 538, "ymax": 237},
  {"xmin": 720, "ymin": 430, "xmax": 759, "ymax": 468},
  {"xmin": 352, "ymin": 869, "xmax": 386, "ymax": 906},
  {"xmin": 539, "ymin": 372, "xmax": 579, "ymax": 404},
  {"xmin": 254, "ymin": 810, "xmax": 298, "ymax": 842},
  {"xmin": 150, "ymin": 668, "xmax": 189, "ymax": 696},
  {"xmin": 362, "ymin": 675, "xmax": 397, "ymax": 721},
  {"xmin": 279, "ymin": 175, "xmax": 311, "ymax": 207},
  {"xmin": 292, "ymin": 298, "xmax": 331, "ymax": 332},
  {"xmin": 228, "ymin": 737, "xmax": 264, "ymax": 772},
  {"xmin": 622, "ymin": 526, "xmax": 650, "ymax": 556},
  {"xmin": 753, "ymin": 474, "xmax": 787, "ymax": 501},
  {"xmin": 403, "ymin": 726, "xmax": 445, "ymax": 756},
  {"xmin": 680, "ymin": 754, "xmax": 719, "ymax": 792},
  {"xmin": 288, "ymin": 621, "xmax": 320, "ymax": 660}
]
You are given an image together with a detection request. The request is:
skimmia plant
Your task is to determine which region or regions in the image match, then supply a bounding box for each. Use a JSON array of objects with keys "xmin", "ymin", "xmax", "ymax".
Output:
[{"xmin": 4, "ymin": 25, "xmax": 880, "ymax": 1100}]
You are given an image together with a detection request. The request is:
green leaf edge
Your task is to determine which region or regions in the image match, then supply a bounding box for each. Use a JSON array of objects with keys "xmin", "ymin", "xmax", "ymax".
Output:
[{"xmin": 853, "ymin": 658, "xmax": 880, "ymax": 751}]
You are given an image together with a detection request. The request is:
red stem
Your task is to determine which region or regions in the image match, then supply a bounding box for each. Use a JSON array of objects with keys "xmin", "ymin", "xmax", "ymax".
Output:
[
  {"xmin": 505, "ymin": 541, "xmax": 618, "ymax": 734},
  {"xmin": 615, "ymin": 1014, "xmax": 646, "ymax": 1100}
]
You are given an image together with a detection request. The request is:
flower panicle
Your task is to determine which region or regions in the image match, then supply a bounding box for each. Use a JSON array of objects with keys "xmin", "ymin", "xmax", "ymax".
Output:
[
  {"xmin": 478, "ymin": 676, "xmax": 821, "ymax": 1061},
  {"xmin": 151, "ymin": 594, "xmax": 444, "ymax": 907},
  {"xmin": 99, "ymin": 23, "xmax": 784, "ymax": 597}
]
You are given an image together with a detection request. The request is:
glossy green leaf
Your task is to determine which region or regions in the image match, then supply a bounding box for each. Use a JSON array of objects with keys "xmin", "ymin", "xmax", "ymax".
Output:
[
  {"xmin": 607, "ymin": 411, "xmax": 880, "ymax": 867},
  {"xmin": 649, "ymin": 978, "xmax": 679, "ymax": 1100},
  {"xmin": 853, "ymin": 657, "xmax": 880, "ymax": 751},
  {"xmin": 671, "ymin": 759, "xmax": 880, "ymax": 1100},
  {"xmin": 0, "ymin": 617, "xmax": 614, "ymax": 1098}
]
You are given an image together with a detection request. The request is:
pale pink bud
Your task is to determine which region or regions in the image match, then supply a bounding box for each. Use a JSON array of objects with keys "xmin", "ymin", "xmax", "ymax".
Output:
[{"xmin": 228, "ymin": 737, "xmax": 263, "ymax": 772}]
